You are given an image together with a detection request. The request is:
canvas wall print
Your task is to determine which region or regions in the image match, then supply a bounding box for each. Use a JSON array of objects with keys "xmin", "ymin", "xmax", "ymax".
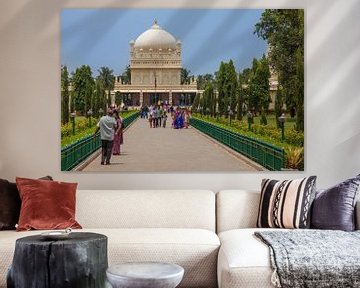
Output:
[{"xmin": 61, "ymin": 9, "xmax": 304, "ymax": 172}]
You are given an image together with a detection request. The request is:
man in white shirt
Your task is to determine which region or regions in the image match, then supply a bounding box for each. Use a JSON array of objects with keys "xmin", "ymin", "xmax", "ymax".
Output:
[{"xmin": 94, "ymin": 108, "xmax": 117, "ymax": 165}]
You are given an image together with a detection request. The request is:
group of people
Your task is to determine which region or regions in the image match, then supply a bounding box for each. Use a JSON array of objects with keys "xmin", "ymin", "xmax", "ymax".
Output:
[
  {"xmin": 141, "ymin": 104, "xmax": 191, "ymax": 129},
  {"xmin": 172, "ymin": 107, "xmax": 191, "ymax": 129},
  {"xmin": 148, "ymin": 105, "xmax": 168, "ymax": 128},
  {"xmin": 95, "ymin": 107, "xmax": 124, "ymax": 165},
  {"xmin": 96, "ymin": 104, "xmax": 191, "ymax": 166}
]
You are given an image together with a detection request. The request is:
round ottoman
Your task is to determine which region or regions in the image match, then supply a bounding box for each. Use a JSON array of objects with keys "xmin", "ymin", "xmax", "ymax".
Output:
[{"xmin": 106, "ymin": 262, "xmax": 184, "ymax": 288}]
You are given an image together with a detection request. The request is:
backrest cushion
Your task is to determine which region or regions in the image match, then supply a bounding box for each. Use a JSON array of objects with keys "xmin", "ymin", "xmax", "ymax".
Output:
[
  {"xmin": 257, "ymin": 176, "xmax": 317, "ymax": 229},
  {"xmin": 76, "ymin": 190, "xmax": 216, "ymax": 231},
  {"xmin": 311, "ymin": 175, "xmax": 360, "ymax": 231},
  {"xmin": 216, "ymin": 190, "xmax": 260, "ymax": 233}
]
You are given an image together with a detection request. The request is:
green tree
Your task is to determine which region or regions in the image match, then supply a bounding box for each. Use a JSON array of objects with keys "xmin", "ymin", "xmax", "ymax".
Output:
[
  {"xmin": 248, "ymin": 56, "xmax": 270, "ymax": 124},
  {"xmin": 216, "ymin": 61, "xmax": 227, "ymax": 116},
  {"xmin": 93, "ymin": 78, "xmax": 106, "ymax": 118},
  {"xmin": 98, "ymin": 66, "xmax": 115, "ymax": 107},
  {"xmin": 248, "ymin": 58, "xmax": 260, "ymax": 114},
  {"xmin": 237, "ymin": 68, "xmax": 251, "ymax": 120},
  {"xmin": 255, "ymin": 9, "xmax": 304, "ymax": 131},
  {"xmin": 294, "ymin": 47, "xmax": 304, "ymax": 131},
  {"xmin": 61, "ymin": 65, "xmax": 70, "ymax": 124},
  {"xmin": 258, "ymin": 56, "xmax": 271, "ymax": 124},
  {"xmin": 197, "ymin": 73, "xmax": 214, "ymax": 90},
  {"xmin": 192, "ymin": 93, "xmax": 200, "ymax": 112},
  {"xmin": 216, "ymin": 60, "xmax": 239, "ymax": 118},
  {"xmin": 121, "ymin": 65, "xmax": 131, "ymax": 84},
  {"xmin": 226, "ymin": 60, "xmax": 238, "ymax": 119},
  {"xmin": 275, "ymin": 84, "xmax": 284, "ymax": 128},
  {"xmin": 181, "ymin": 68, "xmax": 192, "ymax": 84},
  {"xmin": 203, "ymin": 82, "xmax": 215, "ymax": 116},
  {"xmin": 72, "ymin": 65, "xmax": 94, "ymax": 115}
]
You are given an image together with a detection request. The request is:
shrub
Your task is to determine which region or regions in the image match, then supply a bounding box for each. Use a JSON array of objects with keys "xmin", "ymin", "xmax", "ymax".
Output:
[{"xmin": 285, "ymin": 147, "xmax": 304, "ymax": 170}]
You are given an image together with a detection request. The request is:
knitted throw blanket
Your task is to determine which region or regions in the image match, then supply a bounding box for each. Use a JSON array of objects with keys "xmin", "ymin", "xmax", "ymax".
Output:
[{"xmin": 255, "ymin": 230, "xmax": 360, "ymax": 288}]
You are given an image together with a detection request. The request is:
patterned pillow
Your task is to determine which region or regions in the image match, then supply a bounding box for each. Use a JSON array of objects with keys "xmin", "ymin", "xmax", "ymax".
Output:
[{"xmin": 257, "ymin": 176, "xmax": 317, "ymax": 229}]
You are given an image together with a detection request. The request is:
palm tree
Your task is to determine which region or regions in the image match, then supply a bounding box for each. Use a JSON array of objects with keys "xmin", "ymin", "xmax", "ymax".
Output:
[
  {"xmin": 98, "ymin": 67, "xmax": 115, "ymax": 107},
  {"xmin": 181, "ymin": 68, "xmax": 191, "ymax": 84}
]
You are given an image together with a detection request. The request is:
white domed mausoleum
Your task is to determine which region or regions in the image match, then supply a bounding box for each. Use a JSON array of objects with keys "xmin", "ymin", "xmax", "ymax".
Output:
[{"xmin": 113, "ymin": 20, "xmax": 199, "ymax": 107}]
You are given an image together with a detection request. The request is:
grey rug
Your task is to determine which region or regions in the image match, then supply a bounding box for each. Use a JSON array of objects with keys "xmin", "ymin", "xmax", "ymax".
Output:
[{"xmin": 255, "ymin": 230, "xmax": 360, "ymax": 288}]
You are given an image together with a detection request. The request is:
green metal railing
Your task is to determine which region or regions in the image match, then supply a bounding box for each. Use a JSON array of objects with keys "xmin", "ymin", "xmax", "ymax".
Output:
[
  {"xmin": 61, "ymin": 112, "xmax": 139, "ymax": 171},
  {"xmin": 190, "ymin": 118, "xmax": 285, "ymax": 171}
]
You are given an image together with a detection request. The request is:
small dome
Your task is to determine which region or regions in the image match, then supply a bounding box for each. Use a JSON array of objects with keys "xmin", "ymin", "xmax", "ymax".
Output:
[{"xmin": 134, "ymin": 20, "xmax": 177, "ymax": 50}]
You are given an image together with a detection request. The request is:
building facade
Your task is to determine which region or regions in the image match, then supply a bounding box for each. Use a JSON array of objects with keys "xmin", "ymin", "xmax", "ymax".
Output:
[{"xmin": 113, "ymin": 20, "xmax": 198, "ymax": 107}]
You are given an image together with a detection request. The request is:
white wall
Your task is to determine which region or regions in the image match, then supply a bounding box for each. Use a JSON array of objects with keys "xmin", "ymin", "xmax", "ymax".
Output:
[{"xmin": 0, "ymin": 0, "xmax": 359, "ymax": 191}]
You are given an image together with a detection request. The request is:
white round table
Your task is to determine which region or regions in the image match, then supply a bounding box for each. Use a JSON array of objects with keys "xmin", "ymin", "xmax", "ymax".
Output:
[{"xmin": 106, "ymin": 262, "xmax": 184, "ymax": 288}]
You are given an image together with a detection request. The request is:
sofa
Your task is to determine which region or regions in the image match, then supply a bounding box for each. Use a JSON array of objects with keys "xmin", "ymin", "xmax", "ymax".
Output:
[{"xmin": 0, "ymin": 189, "xmax": 359, "ymax": 288}]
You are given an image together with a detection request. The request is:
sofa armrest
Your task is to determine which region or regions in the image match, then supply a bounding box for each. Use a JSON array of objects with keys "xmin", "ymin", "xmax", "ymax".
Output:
[{"xmin": 356, "ymin": 200, "xmax": 360, "ymax": 230}]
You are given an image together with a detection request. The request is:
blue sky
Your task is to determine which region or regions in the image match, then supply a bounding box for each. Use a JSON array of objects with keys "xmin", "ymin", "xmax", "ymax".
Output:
[{"xmin": 61, "ymin": 9, "xmax": 267, "ymax": 76}]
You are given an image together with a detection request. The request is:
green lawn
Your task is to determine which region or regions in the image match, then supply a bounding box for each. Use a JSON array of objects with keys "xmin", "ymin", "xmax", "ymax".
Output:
[
  {"xmin": 250, "ymin": 114, "xmax": 297, "ymax": 130},
  {"xmin": 192, "ymin": 113, "xmax": 304, "ymax": 170}
]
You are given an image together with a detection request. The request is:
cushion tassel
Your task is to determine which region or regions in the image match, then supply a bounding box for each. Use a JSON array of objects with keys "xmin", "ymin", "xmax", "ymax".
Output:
[{"xmin": 271, "ymin": 269, "xmax": 281, "ymax": 287}]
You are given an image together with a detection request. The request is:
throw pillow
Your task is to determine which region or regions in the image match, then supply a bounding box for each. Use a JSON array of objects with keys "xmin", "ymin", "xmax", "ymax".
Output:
[
  {"xmin": 257, "ymin": 176, "xmax": 317, "ymax": 229},
  {"xmin": 0, "ymin": 176, "xmax": 53, "ymax": 230},
  {"xmin": 16, "ymin": 177, "xmax": 82, "ymax": 231},
  {"xmin": 311, "ymin": 174, "xmax": 360, "ymax": 231}
]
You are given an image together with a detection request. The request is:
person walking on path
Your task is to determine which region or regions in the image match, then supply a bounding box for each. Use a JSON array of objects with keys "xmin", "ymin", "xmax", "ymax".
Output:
[
  {"xmin": 149, "ymin": 108, "xmax": 154, "ymax": 128},
  {"xmin": 112, "ymin": 110, "xmax": 123, "ymax": 155},
  {"xmin": 184, "ymin": 109, "xmax": 191, "ymax": 129},
  {"xmin": 94, "ymin": 108, "xmax": 117, "ymax": 165},
  {"xmin": 162, "ymin": 112, "xmax": 168, "ymax": 128}
]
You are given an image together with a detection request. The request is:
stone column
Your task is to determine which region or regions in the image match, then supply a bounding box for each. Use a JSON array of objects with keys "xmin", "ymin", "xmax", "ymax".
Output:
[
  {"xmin": 169, "ymin": 90, "xmax": 173, "ymax": 105},
  {"xmin": 110, "ymin": 91, "xmax": 115, "ymax": 106},
  {"xmin": 140, "ymin": 90, "xmax": 143, "ymax": 106}
]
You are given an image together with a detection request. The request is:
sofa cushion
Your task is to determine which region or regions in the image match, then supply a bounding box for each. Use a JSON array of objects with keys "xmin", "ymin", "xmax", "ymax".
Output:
[
  {"xmin": 216, "ymin": 190, "xmax": 260, "ymax": 233},
  {"xmin": 257, "ymin": 177, "xmax": 317, "ymax": 229},
  {"xmin": 0, "ymin": 176, "xmax": 53, "ymax": 230},
  {"xmin": 16, "ymin": 177, "xmax": 81, "ymax": 231},
  {"xmin": 311, "ymin": 174, "xmax": 360, "ymax": 231},
  {"xmin": 0, "ymin": 228, "xmax": 220, "ymax": 288},
  {"xmin": 76, "ymin": 190, "xmax": 216, "ymax": 231},
  {"xmin": 217, "ymin": 228, "xmax": 277, "ymax": 288},
  {"xmin": 0, "ymin": 179, "xmax": 20, "ymax": 231}
]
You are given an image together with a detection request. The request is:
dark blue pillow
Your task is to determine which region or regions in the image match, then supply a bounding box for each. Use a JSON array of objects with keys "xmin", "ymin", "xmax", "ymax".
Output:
[{"xmin": 311, "ymin": 175, "xmax": 360, "ymax": 231}]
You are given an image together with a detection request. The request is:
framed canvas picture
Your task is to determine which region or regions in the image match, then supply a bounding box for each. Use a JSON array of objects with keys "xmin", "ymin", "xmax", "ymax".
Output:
[{"xmin": 61, "ymin": 8, "xmax": 304, "ymax": 172}]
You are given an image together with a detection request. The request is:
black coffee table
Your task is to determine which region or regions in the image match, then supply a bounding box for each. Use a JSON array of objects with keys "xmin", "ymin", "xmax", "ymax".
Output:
[{"xmin": 7, "ymin": 232, "xmax": 108, "ymax": 288}]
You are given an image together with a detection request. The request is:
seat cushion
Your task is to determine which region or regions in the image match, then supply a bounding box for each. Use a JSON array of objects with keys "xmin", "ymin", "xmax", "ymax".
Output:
[
  {"xmin": 218, "ymin": 228, "xmax": 281, "ymax": 288},
  {"xmin": 0, "ymin": 228, "xmax": 220, "ymax": 288}
]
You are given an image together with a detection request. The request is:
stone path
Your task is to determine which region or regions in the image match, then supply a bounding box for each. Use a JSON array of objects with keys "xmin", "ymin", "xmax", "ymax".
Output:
[{"xmin": 82, "ymin": 116, "xmax": 260, "ymax": 172}]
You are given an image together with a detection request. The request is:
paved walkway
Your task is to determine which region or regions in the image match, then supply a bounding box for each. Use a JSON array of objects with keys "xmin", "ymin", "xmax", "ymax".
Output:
[{"xmin": 82, "ymin": 116, "xmax": 260, "ymax": 172}]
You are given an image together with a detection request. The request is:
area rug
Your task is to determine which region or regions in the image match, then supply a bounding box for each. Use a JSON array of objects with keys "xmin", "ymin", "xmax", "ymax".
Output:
[{"xmin": 255, "ymin": 230, "xmax": 360, "ymax": 288}]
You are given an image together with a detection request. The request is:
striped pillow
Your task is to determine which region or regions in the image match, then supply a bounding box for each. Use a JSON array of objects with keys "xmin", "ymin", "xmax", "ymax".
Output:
[{"xmin": 257, "ymin": 176, "xmax": 317, "ymax": 229}]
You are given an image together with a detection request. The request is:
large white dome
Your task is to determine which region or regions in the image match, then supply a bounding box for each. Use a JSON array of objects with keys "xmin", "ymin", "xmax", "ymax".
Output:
[{"xmin": 134, "ymin": 20, "xmax": 177, "ymax": 50}]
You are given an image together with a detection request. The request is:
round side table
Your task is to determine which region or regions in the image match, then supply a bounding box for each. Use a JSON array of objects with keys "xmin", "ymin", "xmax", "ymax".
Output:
[
  {"xmin": 106, "ymin": 262, "xmax": 184, "ymax": 288},
  {"xmin": 7, "ymin": 232, "xmax": 108, "ymax": 288}
]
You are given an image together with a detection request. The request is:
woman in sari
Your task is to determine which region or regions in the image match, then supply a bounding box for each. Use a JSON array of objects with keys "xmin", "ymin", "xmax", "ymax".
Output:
[{"xmin": 112, "ymin": 110, "xmax": 123, "ymax": 155}]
